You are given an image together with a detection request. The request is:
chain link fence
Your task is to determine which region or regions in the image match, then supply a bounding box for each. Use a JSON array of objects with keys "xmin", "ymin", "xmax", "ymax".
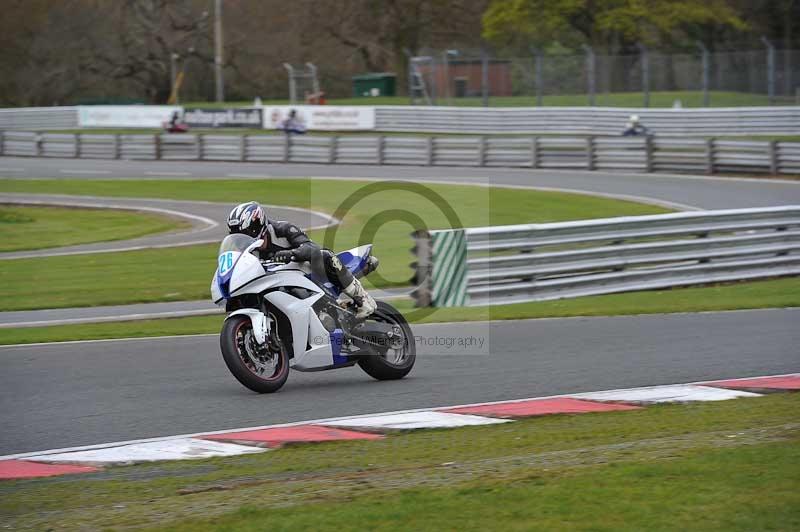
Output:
[{"xmin": 408, "ymin": 46, "xmax": 799, "ymax": 107}]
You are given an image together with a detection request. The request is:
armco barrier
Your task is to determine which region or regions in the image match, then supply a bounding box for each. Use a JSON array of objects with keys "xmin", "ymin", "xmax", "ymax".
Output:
[
  {"xmin": 411, "ymin": 207, "xmax": 800, "ymax": 307},
  {"xmin": 2, "ymin": 131, "xmax": 799, "ymax": 175},
  {"xmin": 0, "ymin": 105, "xmax": 799, "ymax": 136}
]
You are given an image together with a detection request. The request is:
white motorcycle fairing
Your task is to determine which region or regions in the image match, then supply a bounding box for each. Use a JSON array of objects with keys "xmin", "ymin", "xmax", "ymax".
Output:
[{"xmin": 211, "ymin": 235, "xmax": 371, "ymax": 372}]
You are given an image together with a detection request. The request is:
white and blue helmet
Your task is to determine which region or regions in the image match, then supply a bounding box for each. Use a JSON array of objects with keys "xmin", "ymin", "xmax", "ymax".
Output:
[{"xmin": 227, "ymin": 201, "xmax": 266, "ymax": 237}]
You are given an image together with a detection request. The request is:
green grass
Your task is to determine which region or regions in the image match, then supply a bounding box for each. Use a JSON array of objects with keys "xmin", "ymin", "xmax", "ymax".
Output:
[
  {"xmin": 1, "ymin": 277, "xmax": 796, "ymax": 345},
  {"xmin": 185, "ymin": 90, "xmax": 795, "ymax": 108},
  {"xmin": 0, "ymin": 205, "xmax": 181, "ymax": 252},
  {"xmin": 2, "ymin": 394, "xmax": 797, "ymax": 531},
  {"xmin": 0, "ymin": 178, "xmax": 668, "ymax": 311}
]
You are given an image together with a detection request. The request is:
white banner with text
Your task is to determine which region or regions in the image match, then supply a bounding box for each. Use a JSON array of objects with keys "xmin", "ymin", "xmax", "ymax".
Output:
[{"xmin": 264, "ymin": 106, "xmax": 375, "ymax": 131}]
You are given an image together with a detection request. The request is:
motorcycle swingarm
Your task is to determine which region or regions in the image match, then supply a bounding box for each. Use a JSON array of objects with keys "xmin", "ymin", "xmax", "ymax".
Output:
[{"xmin": 348, "ymin": 321, "xmax": 396, "ymax": 350}]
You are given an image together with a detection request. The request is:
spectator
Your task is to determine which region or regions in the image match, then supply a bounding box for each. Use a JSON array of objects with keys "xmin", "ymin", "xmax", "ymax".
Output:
[
  {"xmin": 622, "ymin": 114, "xmax": 648, "ymax": 136},
  {"xmin": 279, "ymin": 109, "xmax": 307, "ymax": 135}
]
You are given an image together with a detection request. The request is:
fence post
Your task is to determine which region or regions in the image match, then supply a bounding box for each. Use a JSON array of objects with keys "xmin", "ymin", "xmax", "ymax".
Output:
[
  {"xmin": 478, "ymin": 136, "xmax": 486, "ymax": 166},
  {"xmin": 531, "ymin": 47, "xmax": 543, "ymax": 106},
  {"xmin": 637, "ymin": 43, "xmax": 650, "ymax": 107},
  {"xmin": 586, "ymin": 136, "xmax": 595, "ymax": 170},
  {"xmin": 531, "ymin": 137, "xmax": 539, "ymax": 168},
  {"xmin": 481, "ymin": 45, "xmax": 489, "ymax": 107},
  {"xmin": 376, "ymin": 136, "xmax": 385, "ymax": 165},
  {"xmin": 240, "ymin": 135, "xmax": 247, "ymax": 161},
  {"xmin": 154, "ymin": 134, "xmax": 161, "ymax": 160},
  {"xmin": 705, "ymin": 138, "xmax": 715, "ymax": 175},
  {"xmin": 768, "ymin": 140, "xmax": 778, "ymax": 175},
  {"xmin": 644, "ymin": 135, "xmax": 654, "ymax": 173},
  {"xmin": 696, "ymin": 41, "xmax": 710, "ymax": 107},
  {"xmin": 582, "ymin": 45, "xmax": 596, "ymax": 106},
  {"xmin": 283, "ymin": 135, "xmax": 291, "ymax": 163},
  {"xmin": 329, "ymin": 136, "xmax": 338, "ymax": 164},
  {"xmin": 74, "ymin": 134, "xmax": 81, "ymax": 158},
  {"xmin": 35, "ymin": 133, "xmax": 43, "ymax": 157},
  {"xmin": 113, "ymin": 135, "xmax": 121, "ymax": 159},
  {"xmin": 426, "ymin": 136, "xmax": 435, "ymax": 165},
  {"xmin": 0, "ymin": 131, "xmax": 4, "ymax": 156},
  {"xmin": 761, "ymin": 36, "xmax": 775, "ymax": 105},
  {"xmin": 196, "ymin": 134, "xmax": 203, "ymax": 160}
]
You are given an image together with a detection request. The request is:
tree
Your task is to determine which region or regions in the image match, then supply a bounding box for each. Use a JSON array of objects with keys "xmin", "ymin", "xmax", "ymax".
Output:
[{"xmin": 482, "ymin": 0, "xmax": 746, "ymax": 52}]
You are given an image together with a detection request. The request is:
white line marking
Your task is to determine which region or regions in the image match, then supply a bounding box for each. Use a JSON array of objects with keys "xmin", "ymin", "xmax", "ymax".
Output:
[
  {"xmin": 0, "ymin": 308, "xmax": 222, "ymax": 329},
  {"xmin": 1, "ymin": 372, "xmax": 794, "ymax": 461},
  {"xmin": 226, "ymin": 173, "xmax": 273, "ymax": 178},
  {"xmin": 0, "ymin": 333, "xmax": 217, "ymax": 350},
  {"xmin": 58, "ymin": 169, "xmax": 110, "ymax": 174},
  {"xmin": 145, "ymin": 171, "xmax": 190, "ymax": 176}
]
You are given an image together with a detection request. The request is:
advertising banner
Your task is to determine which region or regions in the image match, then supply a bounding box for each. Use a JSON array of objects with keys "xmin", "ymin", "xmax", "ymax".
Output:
[
  {"xmin": 77, "ymin": 105, "xmax": 181, "ymax": 128},
  {"xmin": 183, "ymin": 107, "xmax": 263, "ymax": 128},
  {"xmin": 264, "ymin": 106, "xmax": 375, "ymax": 131}
]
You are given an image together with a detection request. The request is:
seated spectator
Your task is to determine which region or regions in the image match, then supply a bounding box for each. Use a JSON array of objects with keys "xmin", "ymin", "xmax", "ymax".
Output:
[
  {"xmin": 165, "ymin": 111, "xmax": 189, "ymax": 133},
  {"xmin": 279, "ymin": 109, "xmax": 307, "ymax": 135},
  {"xmin": 622, "ymin": 114, "xmax": 648, "ymax": 136}
]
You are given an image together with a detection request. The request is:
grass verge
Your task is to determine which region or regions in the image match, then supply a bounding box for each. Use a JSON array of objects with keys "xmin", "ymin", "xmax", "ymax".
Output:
[
  {"xmin": 0, "ymin": 205, "xmax": 182, "ymax": 252},
  {"xmin": 1, "ymin": 277, "xmax": 797, "ymax": 345},
  {"xmin": 1, "ymin": 394, "xmax": 797, "ymax": 531},
  {"xmin": 0, "ymin": 178, "xmax": 668, "ymax": 311}
]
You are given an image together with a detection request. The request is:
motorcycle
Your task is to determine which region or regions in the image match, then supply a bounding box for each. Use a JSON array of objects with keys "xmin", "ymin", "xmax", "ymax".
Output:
[{"xmin": 210, "ymin": 233, "xmax": 416, "ymax": 393}]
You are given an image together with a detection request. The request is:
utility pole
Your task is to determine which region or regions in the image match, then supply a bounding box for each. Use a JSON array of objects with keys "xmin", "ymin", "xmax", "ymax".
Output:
[
  {"xmin": 214, "ymin": 0, "xmax": 224, "ymax": 102},
  {"xmin": 582, "ymin": 45, "xmax": 596, "ymax": 106},
  {"xmin": 637, "ymin": 43, "xmax": 650, "ymax": 107}
]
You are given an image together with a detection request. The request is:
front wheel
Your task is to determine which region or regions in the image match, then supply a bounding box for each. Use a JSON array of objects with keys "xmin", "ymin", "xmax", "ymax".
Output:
[
  {"xmin": 357, "ymin": 301, "xmax": 416, "ymax": 381},
  {"xmin": 220, "ymin": 315, "xmax": 289, "ymax": 393}
]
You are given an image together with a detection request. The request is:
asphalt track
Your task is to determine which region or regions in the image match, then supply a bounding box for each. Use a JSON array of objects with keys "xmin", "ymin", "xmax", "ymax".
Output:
[
  {"xmin": 0, "ymin": 156, "xmax": 798, "ymax": 455},
  {"xmin": 1, "ymin": 309, "xmax": 797, "ymax": 455}
]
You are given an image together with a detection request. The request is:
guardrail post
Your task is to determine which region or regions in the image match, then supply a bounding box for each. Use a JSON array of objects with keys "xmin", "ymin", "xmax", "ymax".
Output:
[
  {"xmin": 586, "ymin": 136, "xmax": 595, "ymax": 170},
  {"xmin": 196, "ymin": 134, "xmax": 203, "ymax": 160},
  {"xmin": 531, "ymin": 137, "xmax": 539, "ymax": 168},
  {"xmin": 283, "ymin": 135, "xmax": 291, "ymax": 163},
  {"xmin": 478, "ymin": 136, "xmax": 487, "ymax": 167},
  {"xmin": 35, "ymin": 133, "xmax": 43, "ymax": 157},
  {"xmin": 113, "ymin": 134, "xmax": 121, "ymax": 159},
  {"xmin": 0, "ymin": 131, "xmax": 4, "ymax": 156},
  {"xmin": 410, "ymin": 230, "xmax": 432, "ymax": 307},
  {"xmin": 240, "ymin": 135, "xmax": 247, "ymax": 161},
  {"xmin": 74, "ymin": 134, "xmax": 81, "ymax": 158},
  {"xmin": 376, "ymin": 136, "xmax": 385, "ymax": 165},
  {"xmin": 329, "ymin": 136, "xmax": 338, "ymax": 164},
  {"xmin": 426, "ymin": 137, "xmax": 434, "ymax": 166},
  {"xmin": 705, "ymin": 138, "xmax": 715, "ymax": 175},
  {"xmin": 154, "ymin": 134, "xmax": 161, "ymax": 160},
  {"xmin": 768, "ymin": 140, "xmax": 778, "ymax": 175},
  {"xmin": 645, "ymin": 135, "xmax": 654, "ymax": 173}
]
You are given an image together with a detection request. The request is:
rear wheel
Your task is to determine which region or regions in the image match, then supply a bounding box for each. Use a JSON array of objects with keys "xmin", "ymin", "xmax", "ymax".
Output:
[
  {"xmin": 220, "ymin": 315, "xmax": 289, "ymax": 393},
  {"xmin": 357, "ymin": 301, "xmax": 416, "ymax": 380}
]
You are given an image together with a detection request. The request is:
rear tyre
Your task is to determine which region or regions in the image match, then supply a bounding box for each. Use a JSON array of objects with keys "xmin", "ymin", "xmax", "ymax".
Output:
[
  {"xmin": 357, "ymin": 301, "xmax": 416, "ymax": 381},
  {"xmin": 220, "ymin": 315, "xmax": 289, "ymax": 393}
]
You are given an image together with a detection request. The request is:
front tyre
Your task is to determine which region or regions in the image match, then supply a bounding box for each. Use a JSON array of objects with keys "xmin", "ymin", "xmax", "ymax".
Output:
[
  {"xmin": 220, "ymin": 315, "xmax": 289, "ymax": 393},
  {"xmin": 357, "ymin": 301, "xmax": 416, "ymax": 381}
]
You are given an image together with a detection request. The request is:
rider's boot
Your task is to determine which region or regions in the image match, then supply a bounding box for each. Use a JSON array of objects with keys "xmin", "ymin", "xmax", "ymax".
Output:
[{"xmin": 337, "ymin": 277, "xmax": 377, "ymax": 319}]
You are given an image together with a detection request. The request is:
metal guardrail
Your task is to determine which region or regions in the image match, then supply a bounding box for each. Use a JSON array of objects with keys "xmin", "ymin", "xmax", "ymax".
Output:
[
  {"xmin": 2, "ymin": 131, "xmax": 799, "ymax": 175},
  {"xmin": 1, "ymin": 105, "xmax": 799, "ymax": 136},
  {"xmin": 374, "ymin": 106, "xmax": 800, "ymax": 136},
  {"xmin": 411, "ymin": 206, "xmax": 800, "ymax": 307}
]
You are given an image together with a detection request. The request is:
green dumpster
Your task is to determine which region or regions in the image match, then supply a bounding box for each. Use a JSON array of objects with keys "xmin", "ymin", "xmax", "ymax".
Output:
[{"xmin": 352, "ymin": 73, "xmax": 397, "ymax": 98}]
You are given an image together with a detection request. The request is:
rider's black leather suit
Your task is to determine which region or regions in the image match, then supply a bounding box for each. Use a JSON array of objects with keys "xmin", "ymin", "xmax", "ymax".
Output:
[{"xmin": 257, "ymin": 220, "xmax": 353, "ymax": 290}]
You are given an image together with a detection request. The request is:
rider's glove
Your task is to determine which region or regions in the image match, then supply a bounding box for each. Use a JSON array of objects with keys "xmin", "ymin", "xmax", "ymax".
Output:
[{"xmin": 273, "ymin": 250, "xmax": 295, "ymax": 263}]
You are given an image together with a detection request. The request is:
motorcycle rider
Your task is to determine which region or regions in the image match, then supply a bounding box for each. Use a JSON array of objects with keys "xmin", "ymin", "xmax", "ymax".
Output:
[{"xmin": 226, "ymin": 201, "xmax": 377, "ymax": 319}]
